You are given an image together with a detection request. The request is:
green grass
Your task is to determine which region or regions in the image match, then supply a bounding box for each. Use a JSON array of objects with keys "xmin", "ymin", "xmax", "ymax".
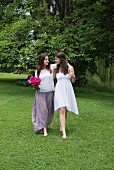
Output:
[
  {"xmin": 0, "ymin": 72, "xmax": 28, "ymax": 81},
  {"xmin": 0, "ymin": 73, "xmax": 114, "ymax": 170}
]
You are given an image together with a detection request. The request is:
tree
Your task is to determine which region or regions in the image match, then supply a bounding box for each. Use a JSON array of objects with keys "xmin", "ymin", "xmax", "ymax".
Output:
[{"xmin": 0, "ymin": 0, "xmax": 114, "ymax": 85}]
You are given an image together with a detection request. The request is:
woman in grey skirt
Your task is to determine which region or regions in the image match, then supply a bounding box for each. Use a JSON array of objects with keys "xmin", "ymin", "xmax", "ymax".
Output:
[{"xmin": 32, "ymin": 53, "xmax": 56, "ymax": 136}]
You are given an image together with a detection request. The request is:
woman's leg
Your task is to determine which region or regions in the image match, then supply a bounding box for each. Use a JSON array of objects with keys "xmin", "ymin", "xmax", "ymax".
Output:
[
  {"xmin": 59, "ymin": 107, "xmax": 67, "ymax": 138},
  {"xmin": 43, "ymin": 128, "xmax": 48, "ymax": 136},
  {"xmin": 60, "ymin": 110, "xmax": 67, "ymax": 132},
  {"xmin": 46, "ymin": 92, "xmax": 54, "ymax": 125},
  {"xmin": 43, "ymin": 92, "xmax": 54, "ymax": 137},
  {"xmin": 43, "ymin": 92, "xmax": 54, "ymax": 136},
  {"xmin": 32, "ymin": 92, "xmax": 49, "ymax": 135}
]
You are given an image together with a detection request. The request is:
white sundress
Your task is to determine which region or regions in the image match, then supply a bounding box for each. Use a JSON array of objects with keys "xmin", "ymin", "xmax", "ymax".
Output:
[{"xmin": 54, "ymin": 72, "xmax": 79, "ymax": 115}]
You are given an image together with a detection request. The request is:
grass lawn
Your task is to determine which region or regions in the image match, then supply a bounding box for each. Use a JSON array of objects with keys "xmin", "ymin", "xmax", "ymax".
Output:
[{"xmin": 0, "ymin": 73, "xmax": 114, "ymax": 170}]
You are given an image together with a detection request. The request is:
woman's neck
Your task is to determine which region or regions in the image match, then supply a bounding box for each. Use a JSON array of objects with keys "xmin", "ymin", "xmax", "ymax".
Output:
[{"xmin": 42, "ymin": 65, "xmax": 46, "ymax": 69}]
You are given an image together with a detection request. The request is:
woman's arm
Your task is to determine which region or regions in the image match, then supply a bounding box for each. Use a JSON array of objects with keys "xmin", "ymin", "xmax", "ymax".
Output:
[
  {"xmin": 51, "ymin": 63, "xmax": 57, "ymax": 70},
  {"xmin": 51, "ymin": 64, "xmax": 57, "ymax": 79},
  {"xmin": 35, "ymin": 70, "xmax": 37, "ymax": 77},
  {"xmin": 68, "ymin": 63, "xmax": 76, "ymax": 83}
]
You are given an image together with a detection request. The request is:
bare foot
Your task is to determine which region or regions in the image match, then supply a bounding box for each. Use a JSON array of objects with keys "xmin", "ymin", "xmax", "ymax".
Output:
[
  {"xmin": 43, "ymin": 128, "xmax": 48, "ymax": 136},
  {"xmin": 43, "ymin": 134, "xmax": 48, "ymax": 136},
  {"xmin": 62, "ymin": 135, "xmax": 67, "ymax": 139},
  {"xmin": 62, "ymin": 130, "xmax": 66, "ymax": 139}
]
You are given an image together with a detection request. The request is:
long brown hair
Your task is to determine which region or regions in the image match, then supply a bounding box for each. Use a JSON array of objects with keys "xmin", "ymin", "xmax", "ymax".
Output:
[
  {"xmin": 55, "ymin": 52, "xmax": 68, "ymax": 75},
  {"xmin": 36, "ymin": 53, "xmax": 52, "ymax": 76}
]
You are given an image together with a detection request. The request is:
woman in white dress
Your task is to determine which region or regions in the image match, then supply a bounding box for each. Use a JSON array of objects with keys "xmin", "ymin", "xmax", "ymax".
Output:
[{"xmin": 54, "ymin": 52, "xmax": 79, "ymax": 138}]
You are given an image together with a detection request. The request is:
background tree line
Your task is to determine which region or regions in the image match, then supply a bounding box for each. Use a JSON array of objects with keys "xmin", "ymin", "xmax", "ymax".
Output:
[{"xmin": 0, "ymin": 0, "xmax": 114, "ymax": 85}]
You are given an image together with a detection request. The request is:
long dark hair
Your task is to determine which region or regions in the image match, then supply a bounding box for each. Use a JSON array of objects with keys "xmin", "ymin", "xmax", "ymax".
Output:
[
  {"xmin": 55, "ymin": 52, "xmax": 68, "ymax": 75},
  {"xmin": 36, "ymin": 53, "xmax": 52, "ymax": 76}
]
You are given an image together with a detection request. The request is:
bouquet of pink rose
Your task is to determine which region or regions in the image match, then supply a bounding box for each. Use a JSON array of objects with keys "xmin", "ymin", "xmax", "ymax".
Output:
[{"xmin": 28, "ymin": 76, "xmax": 41, "ymax": 91}]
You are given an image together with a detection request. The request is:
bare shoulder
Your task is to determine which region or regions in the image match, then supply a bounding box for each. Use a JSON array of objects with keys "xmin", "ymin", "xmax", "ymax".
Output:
[
  {"xmin": 67, "ymin": 63, "xmax": 76, "ymax": 83},
  {"xmin": 67, "ymin": 63, "xmax": 74, "ymax": 73},
  {"xmin": 67, "ymin": 63, "xmax": 73, "ymax": 69},
  {"xmin": 68, "ymin": 63, "xmax": 74, "ymax": 70}
]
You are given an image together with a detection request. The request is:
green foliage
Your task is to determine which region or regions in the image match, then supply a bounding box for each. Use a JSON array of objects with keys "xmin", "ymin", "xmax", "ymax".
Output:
[
  {"xmin": 0, "ymin": 0, "xmax": 114, "ymax": 83},
  {"xmin": 15, "ymin": 79, "xmax": 29, "ymax": 86}
]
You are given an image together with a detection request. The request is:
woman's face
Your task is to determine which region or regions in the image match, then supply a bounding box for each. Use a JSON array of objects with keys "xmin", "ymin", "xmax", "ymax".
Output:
[
  {"xmin": 55, "ymin": 57, "xmax": 60, "ymax": 64},
  {"xmin": 44, "ymin": 56, "xmax": 49, "ymax": 66}
]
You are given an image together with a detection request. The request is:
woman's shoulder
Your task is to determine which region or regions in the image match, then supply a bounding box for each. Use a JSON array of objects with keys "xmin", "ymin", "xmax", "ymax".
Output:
[{"xmin": 67, "ymin": 63, "xmax": 73, "ymax": 69}]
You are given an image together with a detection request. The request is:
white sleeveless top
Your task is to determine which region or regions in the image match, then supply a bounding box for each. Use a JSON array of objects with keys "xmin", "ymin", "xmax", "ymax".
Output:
[{"xmin": 35, "ymin": 64, "xmax": 56, "ymax": 92}]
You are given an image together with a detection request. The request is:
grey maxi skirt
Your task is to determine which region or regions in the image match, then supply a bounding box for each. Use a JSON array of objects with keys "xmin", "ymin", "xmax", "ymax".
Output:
[{"xmin": 32, "ymin": 91, "xmax": 54, "ymax": 132}]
